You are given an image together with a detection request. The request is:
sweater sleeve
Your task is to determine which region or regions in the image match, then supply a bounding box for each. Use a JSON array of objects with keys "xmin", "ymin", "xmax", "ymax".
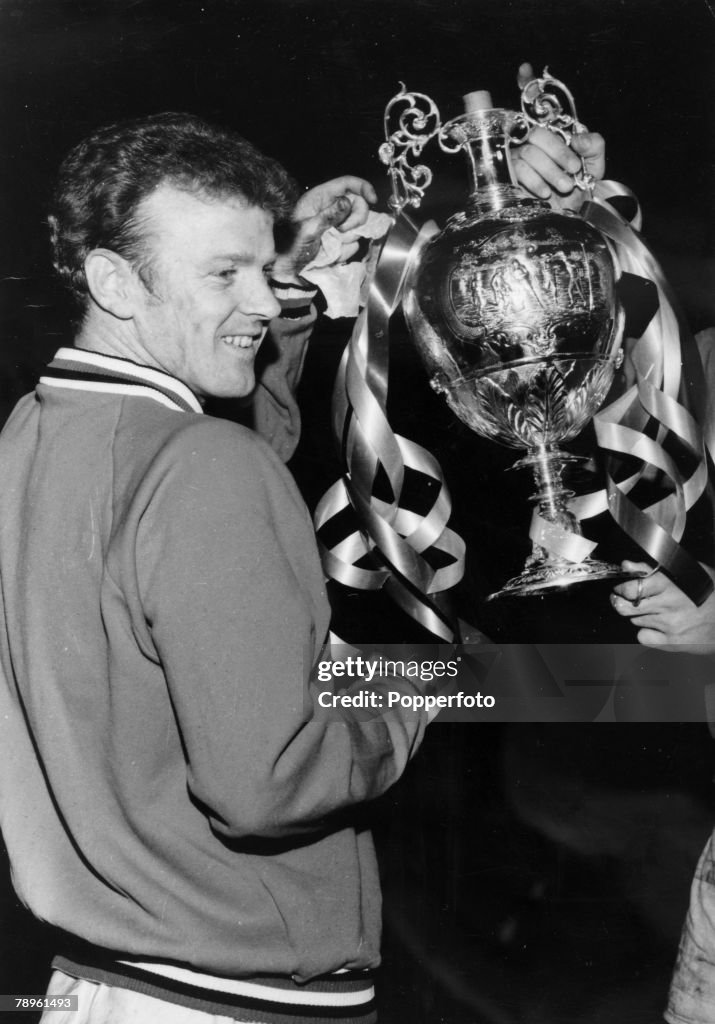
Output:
[
  {"xmin": 135, "ymin": 419, "xmax": 427, "ymax": 840},
  {"xmin": 251, "ymin": 282, "xmax": 319, "ymax": 462}
]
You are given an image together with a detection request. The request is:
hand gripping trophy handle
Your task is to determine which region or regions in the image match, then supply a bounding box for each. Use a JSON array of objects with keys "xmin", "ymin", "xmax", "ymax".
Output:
[{"xmin": 519, "ymin": 67, "xmax": 596, "ymax": 193}]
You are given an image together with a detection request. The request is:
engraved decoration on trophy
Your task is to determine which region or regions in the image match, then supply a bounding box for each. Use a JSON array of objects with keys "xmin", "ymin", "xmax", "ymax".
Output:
[{"xmin": 380, "ymin": 77, "xmax": 632, "ymax": 599}]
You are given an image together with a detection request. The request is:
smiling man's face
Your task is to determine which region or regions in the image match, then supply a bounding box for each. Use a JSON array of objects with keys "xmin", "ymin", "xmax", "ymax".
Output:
[{"xmin": 127, "ymin": 183, "xmax": 281, "ymax": 399}]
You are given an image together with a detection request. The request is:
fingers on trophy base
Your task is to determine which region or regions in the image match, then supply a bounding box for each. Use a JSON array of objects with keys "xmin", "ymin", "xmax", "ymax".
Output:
[{"xmin": 487, "ymin": 557, "xmax": 646, "ymax": 601}]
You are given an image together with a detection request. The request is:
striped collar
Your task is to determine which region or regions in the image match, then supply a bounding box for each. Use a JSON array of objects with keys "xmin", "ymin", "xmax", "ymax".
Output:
[{"xmin": 39, "ymin": 347, "xmax": 204, "ymax": 414}]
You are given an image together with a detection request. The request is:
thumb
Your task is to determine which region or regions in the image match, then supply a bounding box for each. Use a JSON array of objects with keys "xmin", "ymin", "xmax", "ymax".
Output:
[{"xmin": 517, "ymin": 62, "xmax": 535, "ymax": 91}]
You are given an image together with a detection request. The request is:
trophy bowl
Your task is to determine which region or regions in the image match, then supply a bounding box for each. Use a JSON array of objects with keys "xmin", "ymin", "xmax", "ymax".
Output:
[{"xmin": 401, "ymin": 106, "xmax": 628, "ymax": 599}]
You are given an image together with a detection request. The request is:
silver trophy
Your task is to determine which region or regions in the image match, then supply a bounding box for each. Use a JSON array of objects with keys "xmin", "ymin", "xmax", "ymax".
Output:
[{"xmin": 381, "ymin": 75, "xmax": 628, "ymax": 598}]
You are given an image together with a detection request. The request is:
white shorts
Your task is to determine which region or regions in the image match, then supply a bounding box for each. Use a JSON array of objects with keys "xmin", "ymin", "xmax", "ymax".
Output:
[{"xmin": 40, "ymin": 969, "xmax": 252, "ymax": 1024}]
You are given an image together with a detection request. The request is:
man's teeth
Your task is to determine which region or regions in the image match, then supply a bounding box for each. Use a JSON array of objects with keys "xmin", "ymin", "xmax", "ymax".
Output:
[{"xmin": 222, "ymin": 335, "xmax": 255, "ymax": 349}]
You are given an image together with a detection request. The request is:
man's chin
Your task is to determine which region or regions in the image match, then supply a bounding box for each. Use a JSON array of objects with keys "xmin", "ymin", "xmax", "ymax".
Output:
[{"xmin": 205, "ymin": 374, "xmax": 256, "ymax": 402}]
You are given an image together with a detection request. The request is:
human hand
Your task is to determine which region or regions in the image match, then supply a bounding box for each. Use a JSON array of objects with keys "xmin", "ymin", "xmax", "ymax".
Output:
[
  {"xmin": 511, "ymin": 62, "xmax": 605, "ymax": 212},
  {"xmin": 273, "ymin": 175, "xmax": 377, "ymax": 283},
  {"xmin": 610, "ymin": 560, "xmax": 715, "ymax": 653}
]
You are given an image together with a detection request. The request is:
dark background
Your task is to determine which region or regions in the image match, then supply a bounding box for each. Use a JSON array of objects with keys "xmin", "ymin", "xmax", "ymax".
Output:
[{"xmin": 2, "ymin": 1, "xmax": 715, "ymax": 1021}]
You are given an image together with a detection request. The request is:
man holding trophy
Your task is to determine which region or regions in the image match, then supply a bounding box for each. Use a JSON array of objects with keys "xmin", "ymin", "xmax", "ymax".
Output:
[
  {"xmin": 0, "ymin": 57, "xmax": 709, "ymax": 1024},
  {"xmin": 0, "ymin": 70, "xmax": 613, "ymax": 1024}
]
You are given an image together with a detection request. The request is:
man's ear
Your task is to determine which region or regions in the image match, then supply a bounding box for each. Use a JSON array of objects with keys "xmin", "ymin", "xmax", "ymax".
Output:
[{"xmin": 84, "ymin": 248, "xmax": 136, "ymax": 320}]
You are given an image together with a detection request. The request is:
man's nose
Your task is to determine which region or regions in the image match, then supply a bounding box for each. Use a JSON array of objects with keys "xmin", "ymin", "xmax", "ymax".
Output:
[{"xmin": 242, "ymin": 275, "xmax": 281, "ymax": 322}]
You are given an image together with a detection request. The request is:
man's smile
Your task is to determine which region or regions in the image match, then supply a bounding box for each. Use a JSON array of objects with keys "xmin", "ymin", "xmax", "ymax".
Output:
[{"xmin": 220, "ymin": 334, "xmax": 261, "ymax": 349}]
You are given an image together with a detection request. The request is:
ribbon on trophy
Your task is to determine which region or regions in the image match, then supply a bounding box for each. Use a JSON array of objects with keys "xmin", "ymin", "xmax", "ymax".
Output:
[
  {"xmin": 313, "ymin": 213, "xmax": 466, "ymax": 642},
  {"xmin": 522, "ymin": 70, "xmax": 715, "ymax": 604},
  {"xmin": 570, "ymin": 184, "xmax": 715, "ymax": 603},
  {"xmin": 315, "ymin": 71, "xmax": 714, "ymax": 621}
]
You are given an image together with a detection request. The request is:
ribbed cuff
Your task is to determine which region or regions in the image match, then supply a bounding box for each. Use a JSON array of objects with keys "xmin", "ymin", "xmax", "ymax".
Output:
[{"xmin": 270, "ymin": 279, "xmax": 319, "ymax": 321}]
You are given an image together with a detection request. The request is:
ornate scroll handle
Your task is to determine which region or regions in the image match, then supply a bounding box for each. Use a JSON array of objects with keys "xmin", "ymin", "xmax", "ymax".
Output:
[
  {"xmin": 379, "ymin": 84, "xmax": 442, "ymax": 214},
  {"xmin": 379, "ymin": 84, "xmax": 532, "ymax": 213},
  {"xmin": 520, "ymin": 67, "xmax": 595, "ymax": 193}
]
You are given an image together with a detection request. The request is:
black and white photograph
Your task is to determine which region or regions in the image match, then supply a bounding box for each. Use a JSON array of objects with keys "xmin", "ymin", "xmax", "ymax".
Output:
[{"xmin": 1, "ymin": 1, "xmax": 715, "ymax": 1022}]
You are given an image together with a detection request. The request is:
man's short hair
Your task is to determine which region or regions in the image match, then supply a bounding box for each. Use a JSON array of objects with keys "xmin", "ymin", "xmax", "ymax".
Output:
[{"xmin": 49, "ymin": 112, "xmax": 299, "ymax": 309}]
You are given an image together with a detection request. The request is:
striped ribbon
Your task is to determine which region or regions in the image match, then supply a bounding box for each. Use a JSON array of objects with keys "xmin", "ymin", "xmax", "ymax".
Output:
[
  {"xmin": 572, "ymin": 181, "xmax": 715, "ymax": 603},
  {"xmin": 314, "ymin": 213, "xmax": 465, "ymax": 642}
]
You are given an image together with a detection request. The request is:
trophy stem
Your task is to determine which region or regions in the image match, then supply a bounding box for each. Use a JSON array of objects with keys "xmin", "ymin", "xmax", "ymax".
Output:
[
  {"xmin": 519, "ymin": 444, "xmax": 581, "ymax": 537},
  {"xmin": 488, "ymin": 444, "xmax": 630, "ymax": 600}
]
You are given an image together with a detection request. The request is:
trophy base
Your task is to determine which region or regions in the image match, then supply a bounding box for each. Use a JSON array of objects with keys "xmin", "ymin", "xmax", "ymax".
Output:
[{"xmin": 487, "ymin": 559, "xmax": 644, "ymax": 601}]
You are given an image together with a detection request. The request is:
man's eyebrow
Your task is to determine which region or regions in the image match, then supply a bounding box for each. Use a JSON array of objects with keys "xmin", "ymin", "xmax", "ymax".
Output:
[
  {"xmin": 207, "ymin": 252, "xmax": 256, "ymax": 264},
  {"xmin": 207, "ymin": 252, "xmax": 277, "ymax": 266}
]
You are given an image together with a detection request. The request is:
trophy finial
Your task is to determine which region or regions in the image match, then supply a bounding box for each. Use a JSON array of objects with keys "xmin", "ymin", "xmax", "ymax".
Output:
[{"xmin": 462, "ymin": 90, "xmax": 494, "ymax": 112}]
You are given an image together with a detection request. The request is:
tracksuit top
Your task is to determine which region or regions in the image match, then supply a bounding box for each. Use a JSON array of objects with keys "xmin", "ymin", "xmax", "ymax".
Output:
[{"xmin": 0, "ymin": 342, "xmax": 428, "ymax": 1024}]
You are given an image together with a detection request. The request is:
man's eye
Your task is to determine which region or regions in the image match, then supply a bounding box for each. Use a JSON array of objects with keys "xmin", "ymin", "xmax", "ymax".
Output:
[{"xmin": 215, "ymin": 269, "xmax": 236, "ymax": 281}]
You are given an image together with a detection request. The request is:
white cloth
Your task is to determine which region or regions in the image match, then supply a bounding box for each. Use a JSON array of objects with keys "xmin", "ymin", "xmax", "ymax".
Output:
[{"xmin": 301, "ymin": 211, "xmax": 393, "ymax": 319}]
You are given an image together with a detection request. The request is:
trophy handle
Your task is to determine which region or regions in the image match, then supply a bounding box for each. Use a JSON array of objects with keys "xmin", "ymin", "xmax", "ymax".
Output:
[
  {"xmin": 379, "ymin": 84, "xmax": 443, "ymax": 213},
  {"xmin": 519, "ymin": 67, "xmax": 595, "ymax": 193}
]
